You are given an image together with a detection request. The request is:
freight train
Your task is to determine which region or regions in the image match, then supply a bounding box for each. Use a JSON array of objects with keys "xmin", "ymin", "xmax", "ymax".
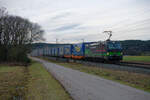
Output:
[{"xmin": 31, "ymin": 40, "xmax": 123, "ymax": 61}]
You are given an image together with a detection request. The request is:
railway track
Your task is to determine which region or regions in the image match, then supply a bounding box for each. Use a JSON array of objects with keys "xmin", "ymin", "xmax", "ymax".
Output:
[
  {"xmin": 79, "ymin": 59, "xmax": 150, "ymax": 70},
  {"xmin": 117, "ymin": 61, "xmax": 150, "ymax": 69},
  {"xmin": 121, "ymin": 61, "xmax": 150, "ymax": 65},
  {"xmin": 42, "ymin": 56, "xmax": 150, "ymax": 74}
]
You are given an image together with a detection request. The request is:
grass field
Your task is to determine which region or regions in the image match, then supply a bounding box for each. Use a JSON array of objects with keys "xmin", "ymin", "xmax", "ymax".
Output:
[
  {"xmin": 42, "ymin": 57, "xmax": 150, "ymax": 93},
  {"xmin": 123, "ymin": 56, "xmax": 150, "ymax": 63},
  {"xmin": 0, "ymin": 61, "xmax": 72, "ymax": 100}
]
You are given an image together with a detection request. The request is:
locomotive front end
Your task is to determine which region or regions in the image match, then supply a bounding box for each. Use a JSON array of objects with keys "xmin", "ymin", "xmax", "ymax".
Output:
[{"xmin": 106, "ymin": 41, "xmax": 123, "ymax": 61}]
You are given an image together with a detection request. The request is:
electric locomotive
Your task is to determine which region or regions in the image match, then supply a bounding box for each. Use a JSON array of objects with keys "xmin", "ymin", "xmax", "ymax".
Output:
[{"xmin": 85, "ymin": 40, "xmax": 123, "ymax": 61}]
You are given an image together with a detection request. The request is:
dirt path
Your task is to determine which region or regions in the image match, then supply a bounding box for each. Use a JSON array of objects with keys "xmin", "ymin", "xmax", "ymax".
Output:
[{"xmin": 32, "ymin": 57, "xmax": 150, "ymax": 100}]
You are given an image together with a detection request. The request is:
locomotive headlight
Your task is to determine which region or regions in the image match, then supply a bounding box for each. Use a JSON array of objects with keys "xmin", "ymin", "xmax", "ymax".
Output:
[{"xmin": 107, "ymin": 52, "xmax": 109, "ymax": 55}]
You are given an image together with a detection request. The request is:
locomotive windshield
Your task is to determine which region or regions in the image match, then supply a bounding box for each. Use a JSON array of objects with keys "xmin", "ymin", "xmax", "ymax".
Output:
[{"xmin": 107, "ymin": 42, "xmax": 122, "ymax": 50}]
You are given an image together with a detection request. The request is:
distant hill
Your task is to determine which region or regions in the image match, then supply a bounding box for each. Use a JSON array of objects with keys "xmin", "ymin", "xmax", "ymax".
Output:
[
  {"xmin": 120, "ymin": 40, "xmax": 150, "ymax": 55},
  {"xmin": 32, "ymin": 43, "xmax": 70, "ymax": 49},
  {"xmin": 32, "ymin": 40, "xmax": 150, "ymax": 56}
]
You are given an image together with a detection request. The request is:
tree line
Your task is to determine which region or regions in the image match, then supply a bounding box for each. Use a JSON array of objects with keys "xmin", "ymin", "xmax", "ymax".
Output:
[
  {"xmin": 120, "ymin": 40, "xmax": 150, "ymax": 56},
  {"xmin": 0, "ymin": 7, "xmax": 44, "ymax": 64}
]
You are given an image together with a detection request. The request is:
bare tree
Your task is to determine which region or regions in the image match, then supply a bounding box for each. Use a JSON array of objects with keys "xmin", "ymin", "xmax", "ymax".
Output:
[
  {"xmin": 0, "ymin": 8, "xmax": 45, "ymax": 63},
  {"xmin": 0, "ymin": 7, "xmax": 7, "ymax": 17},
  {"xmin": 0, "ymin": 15, "xmax": 44, "ymax": 45},
  {"xmin": 0, "ymin": 7, "xmax": 8, "ymax": 45},
  {"xmin": 30, "ymin": 23, "xmax": 45, "ymax": 43}
]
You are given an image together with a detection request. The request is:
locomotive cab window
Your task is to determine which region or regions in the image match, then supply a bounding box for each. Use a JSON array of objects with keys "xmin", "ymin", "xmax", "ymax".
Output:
[{"xmin": 107, "ymin": 42, "xmax": 122, "ymax": 50}]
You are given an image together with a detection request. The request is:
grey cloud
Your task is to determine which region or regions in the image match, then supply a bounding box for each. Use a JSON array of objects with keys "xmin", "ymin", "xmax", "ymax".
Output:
[
  {"xmin": 51, "ymin": 12, "xmax": 71, "ymax": 20},
  {"xmin": 2, "ymin": 0, "xmax": 150, "ymax": 42},
  {"xmin": 52, "ymin": 24, "xmax": 80, "ymax": 32}
]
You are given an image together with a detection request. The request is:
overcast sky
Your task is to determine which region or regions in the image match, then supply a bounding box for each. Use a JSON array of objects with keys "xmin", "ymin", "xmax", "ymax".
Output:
[{"xmin": 1, "ymin": 0, "xmax": 150, "ymax": 43}]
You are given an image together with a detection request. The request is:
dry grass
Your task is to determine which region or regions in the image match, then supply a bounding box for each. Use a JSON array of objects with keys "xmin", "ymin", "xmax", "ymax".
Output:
[
  {"xmin": 26, "ymin": 61, "xmax": 72, "ymax": 100},
  {"xmin": 0, "ymin": 61, "xmax": 72, "ymax": 100},
  {"xmin": 0, "ymin": 66, "xmax": 29, "ymax": 99}
]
